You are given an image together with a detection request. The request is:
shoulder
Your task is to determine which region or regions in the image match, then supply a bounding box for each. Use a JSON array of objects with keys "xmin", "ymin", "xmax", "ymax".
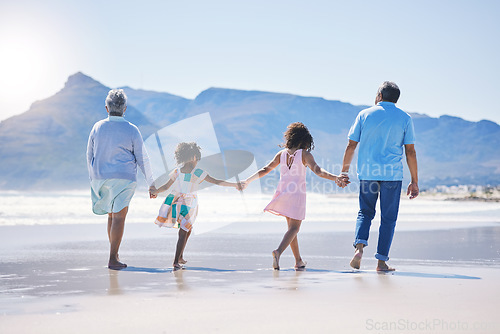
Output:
[
  {"xmin": 126, "ymin": 119, "xmax": 139, "ymax": 129},
  {"xmin": 301, "ymin": 149, "xmax": 312, "ymax": 160},
  {"xmin": 301, "ymin": 150, "xmax": 315, "ymax": 166},
  {"xmin": 360, "ymin": 105, "xmax": 381, "ymax": 115},
  {"xmin": 89, "ymin": 118, "xmax": 109, "ymax": 135},
  {"xmin": 121, "ymin": 119, "xmax": 139, "ymax": 131},
  {"xmin": 120, "ymin": 120, "xmax": 142, "ymax": 139},
  {"xmin": 356, "ymin": 105, "xmax": 381, "ymax": 121},
  {"xmin": 274, "ymin": 150, "xmax": 285, "ymax": 162},
  {"xmin": 401, "ymin": 110, "xmax": 413, "ymax": 121},
  {"xmin": 192, "ymin": 168, "xmax": 206, "ymax": 178},
  {"xmin": 169, "ymin": 169, "xmax": 179, "ymax": 178},
  {"xmin": 391, "ymin": 105, "xmax": 413, "ymax": 123},
  {"xmin": 92, "ymin": 118, "xmax": 108, "ymax": 128}
]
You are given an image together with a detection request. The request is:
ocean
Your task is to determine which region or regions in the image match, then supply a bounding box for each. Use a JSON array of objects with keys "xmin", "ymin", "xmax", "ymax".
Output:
[{"xmin": 0, "ymin": 189, "xmax": 498, "ymax": 234}]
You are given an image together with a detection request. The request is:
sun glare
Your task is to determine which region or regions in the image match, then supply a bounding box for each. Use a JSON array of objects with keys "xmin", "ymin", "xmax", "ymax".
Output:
[{"xmin": 0, "ymin": 30, "xmax": 52, "ymax": 94}]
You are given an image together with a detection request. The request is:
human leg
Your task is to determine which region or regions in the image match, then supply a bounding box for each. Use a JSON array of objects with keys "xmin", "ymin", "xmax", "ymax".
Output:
[
  {"xmin": 350, "ymin": 180, "xmax": 379, "ymax": 269},
  {"xmin": 375, "ymin": 181, "xmax": 402, "ymax": 270},
  {"xmin": 108, "ymin": 206, "xmax": 128, "ymax": 269},
  {"xmin": 290, "ymin": 235, "xmax": 306, "ymax": 269},
  {"xmin": 349, "ymin": 243, "xmax": 364, "ymax": 270},
  {"xmin": 179, "ymin": 229, "xmax": 192, "ymax": 264},
  {"xmin": 174, "ymin": 228, "xmax": 190, "ymax": 269},
  {"xmin": 273, "ymin": 217, "xmax": 302, "ymax": 270},
  {"xmin": 107, "ymin": 213, "xmax": 112, "ymax": 242}
]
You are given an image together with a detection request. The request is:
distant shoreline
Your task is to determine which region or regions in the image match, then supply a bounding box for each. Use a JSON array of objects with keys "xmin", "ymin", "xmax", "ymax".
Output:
[{"xmin": 444, "ymin": 196, "xmax": 500, "ymax": 203}]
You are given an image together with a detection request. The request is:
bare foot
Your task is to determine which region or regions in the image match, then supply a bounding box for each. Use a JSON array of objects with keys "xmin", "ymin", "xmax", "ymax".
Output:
[
  {"xmin": 350, "ymin": 250, "xmax": 363, "ymax": 269},
  {"xmin": 376, "ymin": 261, "xmax": 395, "ymax": 272},
  {"xmin": 179, "ymin": 258, "xmax": 187, "ymax": 265},
  {"xmin": 173, "ymin": 263, "xmax": 185, "ymax": 271},
  {"xmin": 108, "ymin": 260, "xmax": 127, "ymax": 270},
  {"xmin": 272, "ymin": 250, "xmax": 280, "ymax": 270},
  {"xmin": 294, "ymin": 259, "xmax": 307, "ymax": 271}
]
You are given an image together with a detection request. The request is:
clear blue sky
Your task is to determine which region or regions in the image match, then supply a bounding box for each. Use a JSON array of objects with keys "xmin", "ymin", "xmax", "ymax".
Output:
[{"xmin": 1, "ymin": 0, "xmax": 499, "ymax": 123}]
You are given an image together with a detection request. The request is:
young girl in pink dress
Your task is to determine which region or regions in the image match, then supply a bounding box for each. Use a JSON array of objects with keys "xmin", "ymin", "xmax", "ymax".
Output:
[{"xmin": 243, "ymin": 122, "xmax": 347, "ymax": 270}]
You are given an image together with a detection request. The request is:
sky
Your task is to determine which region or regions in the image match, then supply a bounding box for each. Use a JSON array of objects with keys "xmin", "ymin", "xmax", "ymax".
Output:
[{"xmin": 1, "ymin": 0, "xmax": 499, "ymax": 123}]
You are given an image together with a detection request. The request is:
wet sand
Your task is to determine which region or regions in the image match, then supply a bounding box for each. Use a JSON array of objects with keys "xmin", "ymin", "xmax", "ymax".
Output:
[{"xmin": 1, "ymin": 224, "xmax": 500, "ymax": 333}]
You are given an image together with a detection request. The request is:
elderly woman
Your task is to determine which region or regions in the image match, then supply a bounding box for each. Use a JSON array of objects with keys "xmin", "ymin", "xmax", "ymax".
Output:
[{"xmin": 87, "ymin": 89, "xmax": 156, "ymax": 270}]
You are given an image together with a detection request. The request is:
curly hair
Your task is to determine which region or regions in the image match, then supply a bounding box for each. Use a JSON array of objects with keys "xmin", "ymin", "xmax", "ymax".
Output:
[
  {"xmin": 174, "ymin": 142, "xmax": 202, "ymax": 165},
  {"xmin": 281, "ymin": 122, "xmax": 314, "ymax": 151},
  {"xmin": 105, "ymin": 89, "xmax": 127, "ymax": 116}
]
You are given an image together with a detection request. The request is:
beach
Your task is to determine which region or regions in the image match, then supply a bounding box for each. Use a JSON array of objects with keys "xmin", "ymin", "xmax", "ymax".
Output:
[{"xmin": 1, "ymin": 192, "xmax": 500, "ymax": 333}]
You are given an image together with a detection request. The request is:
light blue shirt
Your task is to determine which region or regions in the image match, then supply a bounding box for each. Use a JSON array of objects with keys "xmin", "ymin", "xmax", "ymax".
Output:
[
  {"xmin": 86, "ymin": 116, "xmax": 154, "ymax": 185},
  {"xmin": 348, "ymin": 102, "xmax": 416, "ymax": 181}
]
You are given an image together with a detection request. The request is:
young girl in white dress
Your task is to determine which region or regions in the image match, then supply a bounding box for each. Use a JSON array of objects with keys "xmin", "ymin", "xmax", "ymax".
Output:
[{"xmin": 152, "ymin": 142, "xmax": 241, "ymax": 270}]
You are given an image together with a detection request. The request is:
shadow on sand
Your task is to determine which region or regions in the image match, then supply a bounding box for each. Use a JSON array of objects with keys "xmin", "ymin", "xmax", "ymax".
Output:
[
  {"xmin": 180, "ymin": 267, "xmax": 240, "ymax": 272},
  {"xmin": 122, "ymin": 266, "xmax": 481, "ymax": 279},
  {"xmin": 122, "ymin": 266, "xmax": 171, "ymax": 273},
  {"xmin": 337, "ymin": 269, "xmax": 481, "ymax": 280},
  {"xmin": 122, "ymin": 266, "xmax": 242, "ymax": 273},
  {"xmin": 390, "ymin": 271, "xmax": 481, "ymax": 280}
]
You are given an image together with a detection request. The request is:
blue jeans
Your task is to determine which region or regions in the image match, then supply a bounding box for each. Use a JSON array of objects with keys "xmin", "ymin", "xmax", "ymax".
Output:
[{"xmin": 354, "ymin": 180, "xmax": 402, "ymax": 261}]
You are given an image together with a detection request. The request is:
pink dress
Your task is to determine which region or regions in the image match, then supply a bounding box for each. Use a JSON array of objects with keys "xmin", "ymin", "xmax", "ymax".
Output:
[{"xmin": 264, "ymin": 149, "xmax": 306, "ymax": 220}]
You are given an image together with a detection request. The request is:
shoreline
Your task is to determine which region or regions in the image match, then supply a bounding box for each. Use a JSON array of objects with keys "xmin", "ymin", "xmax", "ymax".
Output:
[{"xmin": 444, "ymin": 196, "xmax": 500, "ymax": 202}]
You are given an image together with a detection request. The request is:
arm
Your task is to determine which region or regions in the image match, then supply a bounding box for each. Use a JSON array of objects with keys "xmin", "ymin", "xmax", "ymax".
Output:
[
  {"xmin": 132, "ymin": 131, "xmax": 158, "ymax": 197},
  {"xmin": 86, "ymin": 129, "xmax": 94, "ymax": 178},
  {"xmin": 405, "ymin": 144, "xmax": 419, "ymax": 199},
  {"xmin": 336, "ymin": 139, "xmax": 359, "ymax": 187},
  {"xmin": 132, "ymin": 129, "xmax": 155, "ymax": 187},
  {"xmin": 152, "ymin": 171, "xmax": 177, "ymax": 195},
  {"xmin": 204, "ymin": 175, "xmax": 240, "ymax": 188},
  {"xmin": 302, "ymin": 151, "xmax": 340, "ymax": 182},
  {"xmin": 244, "ymin": 152, "xmax": 281, "ymax": 183},
  {"xmin": 341, "ymin": 140, "xmax": 358, "ymax": 174},
  {"xmin": 155, "ymin": 179, "xmax": 175, "ymax": 194}
]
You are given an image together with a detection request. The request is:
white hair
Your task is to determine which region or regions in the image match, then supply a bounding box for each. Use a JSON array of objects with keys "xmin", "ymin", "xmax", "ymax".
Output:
[{"xmin": 105, "ymin": 89, "xmax": 127, "ymax": 116}]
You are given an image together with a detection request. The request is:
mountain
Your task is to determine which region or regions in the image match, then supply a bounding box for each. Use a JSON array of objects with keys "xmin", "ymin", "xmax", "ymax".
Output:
[
  {"xmin": 180, "ymin": 88, "xmax": 500, "ymax": 187},
  {"xmin": 413, "ymin": 114, "xmax": 500, "ymax": 185},
  {"xmin": 185, "ymin": 87, "xmax": 363, "ymax": 174},
  {"xmin": 0, "ymin": 72, "xmax": 499, "ymax": 190},
  {"xmin": 120, "ymin": 87, "xmax": 190, "ymax": 127}
]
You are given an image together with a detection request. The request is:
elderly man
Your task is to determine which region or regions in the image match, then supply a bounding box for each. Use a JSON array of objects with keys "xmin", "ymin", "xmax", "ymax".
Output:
[
  {"xmin": 340, "ymin": 81, "xmax": 419, "ymax": 272},
  {"xmin": 87, "ymin": 89, "xmax": 156, "ymax": 270}
]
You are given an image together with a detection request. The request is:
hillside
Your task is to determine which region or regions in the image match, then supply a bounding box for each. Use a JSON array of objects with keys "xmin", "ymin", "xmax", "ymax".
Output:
[{"xmin": 0, "ymin": 72, "xmax": 499, "ymax": 190}]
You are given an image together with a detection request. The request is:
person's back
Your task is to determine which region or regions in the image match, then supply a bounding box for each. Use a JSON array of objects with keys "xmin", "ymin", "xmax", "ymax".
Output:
[
  {"xmin": 353, "ymin": 101, "xmax": 415, "ymax": 181},
  {"xmin": 89, "ymin": 117, "xmax": 143, "ymax": 182}
]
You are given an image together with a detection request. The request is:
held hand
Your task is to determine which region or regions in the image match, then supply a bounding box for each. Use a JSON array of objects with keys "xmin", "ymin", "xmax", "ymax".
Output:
[
  {"xmin": 149, "ymin": 186, "xmax": 158, "ymax": 199},
  {"xmin": 241, "ymin": 179, "xmax": 252, "ymax": 189},
  {"xmin": 336, "ymin": 175, "xmax": 350, "ymax": 188},
  {"xmin": 407, "ymin": 182, "xmax": 419, "ymax": 199},
  {"xmin": 237, "ymin": 181, "xmax": 248, "ymax": 191}
]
